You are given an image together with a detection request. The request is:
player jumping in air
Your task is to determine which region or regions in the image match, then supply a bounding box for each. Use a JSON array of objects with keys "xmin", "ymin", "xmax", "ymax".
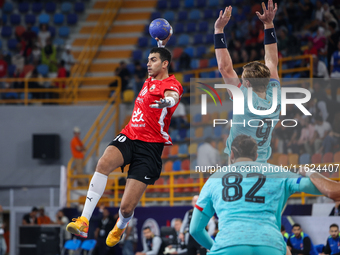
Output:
[
  {"xmin": 66, "ymin": 35, "xmax": 183, "ymax": 247},
  {"xmin": 189, "ymin": 134, "xmax": 340, "ymax": 255},
  {"xmin": 215, "ymin": 1, "xmax": 280, "ymax": 163}
]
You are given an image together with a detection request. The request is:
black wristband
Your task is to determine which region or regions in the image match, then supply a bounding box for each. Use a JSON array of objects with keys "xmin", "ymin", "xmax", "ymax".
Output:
[
  {"xmin": 214, "ymin": 33, "xmax": 227, "ymax": 49},
  {"xmin": 264, "ymin": 28, "xmax": 277, "ymax": 45}
]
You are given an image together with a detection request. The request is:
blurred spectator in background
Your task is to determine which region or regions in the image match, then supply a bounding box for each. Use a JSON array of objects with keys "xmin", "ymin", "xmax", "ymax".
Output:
[
  {"xmin": 61, "ymin": 45, "xmax": 76, "ymax": 77},
  {"xmin": 287, "ymin": 223, "xmax": 318, "ymax": 255},
  {"xmin": 180, "ymin": 196, "xmax": 207, "ymax": 255},
  {"xmin": 281, "ymin": 225, "xmax": 289, "ymax": 243},
  {"xmin": 56, "ymin": 60, "xmax": 67, "ymax": 89},
  {"xmin": 0, "ymin": 205, "xmax": 7, "ymax": 255},
  {"xmin": 165, "ymin": 218, "xmax": 187, "ymax": 255},
  {"xmin": 117, "ymin": 61, "xmax": 130, "ymax": 92},
  {"xmin": 312, "ymin": 55, "xmax": 329, "ymax": 79},
  {"xmin": 311, "ymin": 27, "xmax": 326, "ymax": 54},
  {"xmin": 330, "ymin": 202, "xmax": 340, "ymax": 216},
  {"xmin": 0, "ymin": 52, "xmax": 8, "ymax": 93},
  {"xmin": 37, "ymin": 207, "xmax": 52, "ymax": 225},
  {"xmin": 22, "ymin": 24, "xmax": 37, "ymax": 50},
  {"xmin": 31, "ymin": 44, "xmax": 41, "ymax": 65},
  {"xmin": 134, "ymin": 61, "xmax": 146, "ymax": 93},
  {"xmin": 55, "ymin": 210, "xmax": 71, "ymax": 244},
  {"xmin": 277, "ymin": 27, "xmax": 289, "ymax": 56},
  {"xmin": 27, "ymin": 68, "xmax": 44, "ymax": 99},
  {"xmin": 22, "ymin": 207, "xmax": 38, "ymax": 225},
  {"xmin": 330, "ymin": 41, "xmax": 340, "ymax": 101},
  {"xmin": 312, "ymin": 115, "xmax": 332, "ymax": 152},
  {"xmin": 327, "ymin": 21, "xmax": 340, "ymax": 72},
  {"xmin": 12, "ymin": 44, "xmax": 25, "ymax": 77},
  {"xmin": 299, "ymin": 0, "xmax": 314, "ymax": 26},
  {"xmin": 70, "ymin": 126, "xmax": 86, "ymax": 186},
  {"xmin": 197, "ymin": 137, "xmax": 220, "ymax": 171},
  {"xmin": 94, "ymin": 207, "xmax": 117, "ymax": 255},
  {"xmin": 109, "ymin": 67, "xmax": 120, "ymax": 98},
  {"xmin": 170, "ymin": 102, "xmax": 188, "ymax": 129},
  {"xmin": 38, "ymin": 24, "xmax": 51, "ymax": 48},
  {"xmin": 323, "ymin": 224, "xmax": 340, "ymax": 255},
  {"xmin": 41, "ymin": 38, "xmax": 57, "ymax": 72},
  {"xmin": 298, "ymin": 117, "xmax": 315, "ymax": 155},
  {"xmin": 136, "ymin": 226, "xmax": 163, "ymax": 255},
  {"xmin": 318, "ymin": 130, "xmax": 340, "ymax": 153},
  {"xmin": 121, "ymin": 216, "xmax": 138, "ymax": 255},
  {"xmin": 179, "ymin": 52, "xmax": 191, "ymax": 71}
]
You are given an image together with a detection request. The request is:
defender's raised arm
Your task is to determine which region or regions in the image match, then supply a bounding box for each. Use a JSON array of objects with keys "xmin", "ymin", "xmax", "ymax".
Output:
[
  {"xmin": 256, "ymin": 0, "xmax": 279, "ymax": 80},
  {"xmin": 214, "ymin": 6, "xmax": 240, "ymax": 89}
]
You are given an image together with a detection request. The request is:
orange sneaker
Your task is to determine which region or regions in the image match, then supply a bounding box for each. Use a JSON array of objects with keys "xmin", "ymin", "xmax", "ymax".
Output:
[
  {"xmin": 66, "ymin": 216, "xmax": 89, "ymax": 238},
  {"xmin": 106, "ymin": 219, "xmax": 128, "ymax": 247}
]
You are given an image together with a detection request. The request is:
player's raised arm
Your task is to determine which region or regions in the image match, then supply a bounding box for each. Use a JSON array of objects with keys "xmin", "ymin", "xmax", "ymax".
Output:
[
  {"xmin": 256, "ymin": 0, "xmax": 279, "ymax": 80},
  {"xmin": 214, "ymin": 6, "xmax": 240, "ymax": 91},
  {"xmin": 299, "ymin": 167, "xmax": 340, "ymax": 201}
]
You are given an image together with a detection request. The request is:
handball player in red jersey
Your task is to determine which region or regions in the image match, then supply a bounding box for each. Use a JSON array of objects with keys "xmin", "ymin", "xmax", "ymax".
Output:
[{"xmin": 66, "ymin": 33, "xmax": 183, "ymax": 247}]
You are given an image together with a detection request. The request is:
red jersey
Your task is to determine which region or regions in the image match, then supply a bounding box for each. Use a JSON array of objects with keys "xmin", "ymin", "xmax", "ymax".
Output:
[{"xmin": 121, "ymin": 75, "xmax": 183, "ymax": 145}]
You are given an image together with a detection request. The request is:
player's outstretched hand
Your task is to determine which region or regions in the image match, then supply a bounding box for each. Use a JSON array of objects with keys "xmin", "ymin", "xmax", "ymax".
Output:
[
  {"xmin": 155, "ymin": 26, "xmax": 173, "ymax": 47},
  {"xmin": 214, "ymin": 6, "xmax": 232, "ymax": 33},
  {"xmin": 256, "ymin": 0, "xmax": 278, "ymax": 25},
  {"xmin": 150, "ymin": 98, "xmax": 171, "ymax": 108}
]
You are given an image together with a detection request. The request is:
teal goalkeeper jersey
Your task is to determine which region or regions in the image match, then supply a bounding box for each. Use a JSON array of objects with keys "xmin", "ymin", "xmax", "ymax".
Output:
[
  {"xmin": 195, "ymin": 161, "xmax": 322, "ymax": 253},
  {"xmin": 225, "ymin": 79, "xmax": 281, "ymax": 162}
]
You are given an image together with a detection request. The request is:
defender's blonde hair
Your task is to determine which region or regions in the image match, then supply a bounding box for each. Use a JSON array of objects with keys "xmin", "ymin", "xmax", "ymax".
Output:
[{"xmin": 242, "ymin": 61, "xmax": 271, "ymax": 92}]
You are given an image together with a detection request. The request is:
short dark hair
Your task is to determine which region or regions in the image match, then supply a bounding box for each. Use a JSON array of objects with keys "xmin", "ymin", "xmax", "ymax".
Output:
[
  {"xmin": 205, "ymin": 137, "xmax": 213, "ymax": 144},
  {"xmin": 292, "ymin": 223, "xmax": 301, "ymax": 229},
  {"xmin": 231, "ymin": 135, "xmax": 257, "ymax": 161},
  {"xmin": 330, "ymin": 223, "xmax": 339, "ymax": 229},
  {"xmin": 143, "ymin": 226, "xmax": 151, "ymax": 231},
  {"xmin": 281, "ymin": 225, "xmax": 285, "ymax": 232},
  {"xmin": 32, "ymin": 207, "xmax": 38, "ymax": 212},
  {"xmin": 150, "ymin": 47, "xmax": 172, "ymax": 70}
]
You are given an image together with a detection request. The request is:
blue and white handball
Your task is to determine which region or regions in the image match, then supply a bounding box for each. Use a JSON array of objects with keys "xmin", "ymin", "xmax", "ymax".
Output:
[{"xmin": 149, "ymin": 18, "xmax": 171, "ymax": 40}]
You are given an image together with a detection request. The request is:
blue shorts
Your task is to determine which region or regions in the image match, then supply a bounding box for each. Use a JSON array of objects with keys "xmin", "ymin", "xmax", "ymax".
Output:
[{"xmin": 208, "ymin": 245, "xmax": 283, "ymax": 255}]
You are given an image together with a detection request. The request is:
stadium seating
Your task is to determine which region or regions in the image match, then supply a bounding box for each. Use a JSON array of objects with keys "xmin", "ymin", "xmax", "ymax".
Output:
[
  {"xmin": 181, "ymin": 159, "xmax": 190, "ymax": 170},
  {"xmin": 288, "ymin": 154, "xmax": 299, "ymax": 165},
  {"xmin": 80, "ymin": 240, "xmax": 97, "ymax": 254},
  {"xmin": 25, "ymin": 14, "xmax": 36, "ymax": 25},
  {"xmin": 322, "ymin": 152, "xmax": 333, "ymax": 163},
  {"xmin": 169, "ymin": 144, "xmax": 179, "ymax": 157},
  {"xmin": 299, "ymin": 153, "xmax": 311, "ymax": 164},
  {"xmin": 19, "ymin": 2, "xmax": 29, "ymax": 14},
  {"xmin": 59, "ymin": 26, "xmax": 70, "ymax": 37},
  {"xmin": 164, "ymin": 11, "xmax": 175, "ymax": 22},
  {"xmin": 54, "ymin": 13, "xmax": 64, "ymax": 25},
  {"xmin": 67, "ymin": 14, "xmax": 78, "ymax": 25},
  {"xmin": 39, "ymin": 14, "xmax": 50, "ymax": 24},
  {"xmin": 174, "ymin": 177, "xmax": 185, "ymax": 193},
  {"xmin": 45, "ymin": 2, "xmax": 57, "ymax": 14},
  {"xmin": 10, "ymin": 14, "xmax": 21, "ymax": 25},
  {"xmin": 161, "ymin": 146, "xmax": 170, "ymax": 159},
  {"xmin": 311, "ymin": 153, "xmax": 322, "ymax": 164},
  {"xmin": 37, "ymin": 64, "xmax": 49, "ymax": 77},
  {"xmin": 32, "ymin": 2, "xmax": 43, "ymax": 13},
  {"xmin": 7, "ymin": 38, "xmax": 18, "ymax": 50},
  {"xmin": 172, "ymin": 160, "xmax": 182, "ymax": 171},
  {"xmin": 334, "ymin": 151, "xmax": 340, "ymax": 162},
  {"xmin": 278, "ymin": 154, "xmax": 288, "ymax": 165},
  {"xmin": 164, "ymin": 161, "xmax": 173, "ymax": 172},
  {"xmin": 61, "ymin": 2, "xmax": 73, "ymax": 14},
  {"xmin": 74, "ymin": 2, "xmax": 85, "ymax": 13},
  {"xmin": 3, "ymin": 2, "xmax": 13, "ymax": 14}
]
